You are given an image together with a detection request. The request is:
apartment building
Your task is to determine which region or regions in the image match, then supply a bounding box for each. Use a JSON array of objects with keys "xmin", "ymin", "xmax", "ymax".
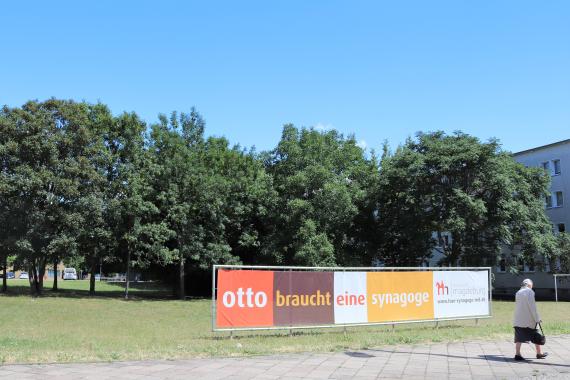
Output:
[{"xmin": 493, "ymin": 139, "xmax": 570, "ymax": 300}]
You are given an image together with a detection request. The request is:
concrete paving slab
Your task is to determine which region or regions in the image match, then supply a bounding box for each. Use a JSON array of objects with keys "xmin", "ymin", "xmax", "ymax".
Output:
[{"xmin": 2, "ymin": 335, "xmax": 570, "ymax": 379}]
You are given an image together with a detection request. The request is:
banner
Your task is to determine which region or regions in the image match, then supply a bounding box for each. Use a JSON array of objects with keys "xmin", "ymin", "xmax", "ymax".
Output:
[{"xmin": 215, "ymin": 269, "xmax": 489, "ymax": 329}]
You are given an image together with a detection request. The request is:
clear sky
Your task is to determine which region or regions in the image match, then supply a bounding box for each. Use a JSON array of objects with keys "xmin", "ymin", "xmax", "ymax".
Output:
[{"xmin": 1, "ymin": 1, "xmax": 569, "ymax": 153}]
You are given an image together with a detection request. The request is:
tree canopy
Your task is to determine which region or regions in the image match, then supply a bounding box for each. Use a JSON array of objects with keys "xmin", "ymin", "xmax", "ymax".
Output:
[
  {"xmin": 0, "ymin": 99, "xmax": 563, "ymax": 297},
  {"xmin": 376, "ymin": 132, "xmax": 556, "ymax": 267}
]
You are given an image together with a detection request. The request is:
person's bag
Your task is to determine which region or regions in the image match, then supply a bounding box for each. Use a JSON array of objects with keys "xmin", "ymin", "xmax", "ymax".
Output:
[{"xmin": 531, "ymin": 323, "xmax": 546, "ymax": 346}]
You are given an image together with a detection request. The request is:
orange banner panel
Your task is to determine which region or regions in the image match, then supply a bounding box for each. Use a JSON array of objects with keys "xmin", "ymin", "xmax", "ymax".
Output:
[
  {"xmin": 367, "ymin": 271, "xmax": 434, "ymax": 322},
  {"xmin": 216, "ymin": 270, "xmax": 274, "ymax": 327}
]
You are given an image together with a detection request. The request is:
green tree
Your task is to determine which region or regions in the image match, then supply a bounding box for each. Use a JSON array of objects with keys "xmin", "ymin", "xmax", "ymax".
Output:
[
  {"xmin": 555, "ymin": 232, "xmax": 570, "ymax": 273},
  {"xmin": 0, "ymin": 108, "xmax": 21, "ymax": 292},
  {"xmin": 377, "ymin": 131, "xmax": 556, "ymax": 267},
  {"xmin": 102, "ymin": 111, "xmax": 152, "ymax": 298},
  {"xmin": 147, "ymin": 112, "xmax": 237, "ymax": 298},
  {"xmin": 375, "ymin": 142, "xmax": 435, "ymax": 266},
  {"xmin": 200, "ymin": 137, "xmax": 277, "ymax": 266},
  {"xmin": 264, "ymin": 124, "xmax": 376, "ymax": 266},
  {"xmin": 46, "ymin": 100, "xmax": 109, "ymax": 294},
  {"xmin": 0, "ymin": 100, "xmax": 86, "ymax": 294}
]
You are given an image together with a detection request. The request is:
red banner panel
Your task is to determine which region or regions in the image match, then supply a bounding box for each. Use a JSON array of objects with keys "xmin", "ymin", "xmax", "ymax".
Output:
[
  {"xmin": 216, "ymin": 270, "xmax": 274, "ymax": 328},
  {"xmin": 273, "ymin": 271, "xmax": 334, "ymax": 326}
]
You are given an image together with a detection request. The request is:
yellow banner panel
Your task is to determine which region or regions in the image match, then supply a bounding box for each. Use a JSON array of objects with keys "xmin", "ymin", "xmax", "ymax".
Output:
[{"xmin": 367, "ymin": 271, "xmax": 434, "ymax": 322}]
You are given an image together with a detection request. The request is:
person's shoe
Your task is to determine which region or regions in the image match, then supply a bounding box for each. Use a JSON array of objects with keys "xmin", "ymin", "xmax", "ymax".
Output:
[
  {"xmin": 536, "ymin": 352, "xmax": 548, "ymax": 359},
  {"xmin": 514, "ymin": 355, "xmax": 526, "ymax": 361}
]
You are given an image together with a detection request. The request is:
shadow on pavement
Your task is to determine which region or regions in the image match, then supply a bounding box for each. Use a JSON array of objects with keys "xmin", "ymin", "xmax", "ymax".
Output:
[
  {"xmin": 479, "ymin": 354, "xmax": 570, "ymax": 368},
  {"xmin": 345, "ymin": 351, "xmax": 375, "ymax": 358},
  {"xmin": 364, "ymin": 348, "xmax": 570, "ymax": 368}
]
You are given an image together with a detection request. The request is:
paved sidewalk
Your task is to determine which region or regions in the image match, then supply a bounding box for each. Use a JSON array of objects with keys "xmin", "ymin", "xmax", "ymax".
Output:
[{"xmin": 1, "ymin": 335, "xmax": 569, "ymax": 379}]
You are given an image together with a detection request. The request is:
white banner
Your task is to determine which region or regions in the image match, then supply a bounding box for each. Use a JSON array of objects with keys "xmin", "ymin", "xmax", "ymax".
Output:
[
  {"xmin": 333, "ymin": 271, "xmax": 368, "ymax": 324},
  {"xmin": 433, "ymin": 270, "xmax": 489, "ymax": 318}
]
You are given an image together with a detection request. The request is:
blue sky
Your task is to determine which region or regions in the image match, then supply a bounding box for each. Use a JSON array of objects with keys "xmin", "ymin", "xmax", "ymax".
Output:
[{"xmin": 1, "ymin": 1, "xmax": 569, "ymax": 153}]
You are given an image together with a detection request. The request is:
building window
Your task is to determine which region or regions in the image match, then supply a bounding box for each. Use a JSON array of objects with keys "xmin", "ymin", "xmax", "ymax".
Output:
[
  {"xmin": 542, "ymin": 161, "xmax": 550, "ymax": 173},
  {"xmin": 555, "ymin": 191, "xmax": 564, "ymax": 207},
  {"xmin": 559, "ymin": 223, "xmax": 566, "ymax": 233},
  {"xmin": 498, "ymin": 258, "xmax": 506, "ymax": 273},
  {"xmin": 515, "ymin": 257, "xmax": 535, "ymax": 273},
  {"xmin": 546, "ymin": 194, "xmax": 553, "ymax": 208},
  {"xmin": 516, "ymin": 257, "xmax": 524, "ymax": 272},
  {"xmin": 553, "ymin": 159, "xmax": 561, "ymax": 175},
  {"xmin": 372, "ymin": 258, "xmax": 385, "ymax": 267},
  {"xmin": 545, "ymin": 258, "xmax": 551, "ymax": 272}
]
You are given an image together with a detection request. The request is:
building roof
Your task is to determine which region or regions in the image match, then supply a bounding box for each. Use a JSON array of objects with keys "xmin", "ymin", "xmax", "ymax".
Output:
[{"xmin": 513, "ymin": 139, "xmax": 570, "ymax": 156}]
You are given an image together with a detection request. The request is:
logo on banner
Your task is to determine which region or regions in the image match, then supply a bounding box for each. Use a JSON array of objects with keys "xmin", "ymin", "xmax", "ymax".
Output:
[{"xmin": 436, "ymin": 281, "xmax": 449, "ymax": 295}]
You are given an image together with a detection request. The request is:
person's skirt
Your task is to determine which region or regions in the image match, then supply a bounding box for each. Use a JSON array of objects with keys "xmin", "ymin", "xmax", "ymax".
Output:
[{"xmin": 514, "ymin": 326, "xmax": 536, "ymax": 343}]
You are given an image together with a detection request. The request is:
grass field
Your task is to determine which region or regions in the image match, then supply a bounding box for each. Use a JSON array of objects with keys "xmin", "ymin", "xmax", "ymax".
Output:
[{"xmin": 1, "ymin": 279, "xmax": 569, "ymax": 364}]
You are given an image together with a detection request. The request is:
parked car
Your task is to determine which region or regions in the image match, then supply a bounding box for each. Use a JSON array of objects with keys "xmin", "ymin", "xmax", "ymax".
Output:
[
  {"xmin": 19, "ymin": 272, "xmax": 29, "ymax": 279},
  {"xmin": 63, "ymin": 268, "xmax": 78, "ymax": 280},
  {"xmin": 7, "ymin": 271, "xmax": 15, "ymax": 279}
]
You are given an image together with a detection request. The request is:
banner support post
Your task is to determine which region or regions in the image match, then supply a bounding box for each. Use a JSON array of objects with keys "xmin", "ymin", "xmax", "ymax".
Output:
[
  {"xmin": 487, "ymin": 267, "xmax": 493, "ymax": 318},
  {"xmin": 212, "ymin": 265, "xmax": 217, "ymax": 332},
  {"xmin": 554, "ymin": 275, "xmax": 558, "ymax": 302}
]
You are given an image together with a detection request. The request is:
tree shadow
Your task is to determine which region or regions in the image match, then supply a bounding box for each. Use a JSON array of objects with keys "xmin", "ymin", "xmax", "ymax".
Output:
[
  {"xmin": 0, "ymin": 281, "xmax": 176, "ymax": 301},
  {"xmin": 211, "ymin": 329, "xmax": 327, "ymax": 340},
  {"xmin": 210, "ymin": 323, "xmax": 479, "ymax": 341},
  {"xmin": 346, "ymin": 351, "xmax": 375, "ymax": 358}
]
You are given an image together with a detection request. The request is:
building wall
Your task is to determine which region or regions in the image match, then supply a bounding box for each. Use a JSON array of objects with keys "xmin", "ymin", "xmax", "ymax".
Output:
[
  {"xmin": 492, "ymin": 139, "xmax": 570, "ymax": 299},
  {"xmin": 514, "ymin": 140, "xmax": 570, "ymax": 231}
]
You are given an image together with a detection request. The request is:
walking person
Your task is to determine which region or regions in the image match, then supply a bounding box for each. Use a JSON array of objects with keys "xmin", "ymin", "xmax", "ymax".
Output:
[{"xmin": 513, "ymin": 278, "xmax": 547, "ymax": 361}]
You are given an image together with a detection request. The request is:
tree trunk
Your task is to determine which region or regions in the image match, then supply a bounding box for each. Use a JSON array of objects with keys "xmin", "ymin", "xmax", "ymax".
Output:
[
  {"xmin": 125, "ymin": 250, "xmax": 131, "ymax": 299},
  {"xmin": 451, "ymin": 233, "xmax": 462, "ymax": 266},
  {"xmin": 179, "ymin": 257, "xmax": 185, "ymax": 300},
  {"xmin": 1, "ymin": 255, "xmax": 7, "ymax": 292},
  {"xmin": 29, "ymin": 264, "xmax": 35, "ymax": 295},
  {"xmin": 89, "ymin": 261, "xmax": 96, "ymax": 295},
  {"xmin": 38, "ymin": 259, "xmax": 46, "ymax": 294},
  {"xmin": 52, "ymin": 258, "xmax": 58, "ymax": 291},
  {"xmin": 28, "ymin": 259, "xmax": 46, "ymax": 296}
]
